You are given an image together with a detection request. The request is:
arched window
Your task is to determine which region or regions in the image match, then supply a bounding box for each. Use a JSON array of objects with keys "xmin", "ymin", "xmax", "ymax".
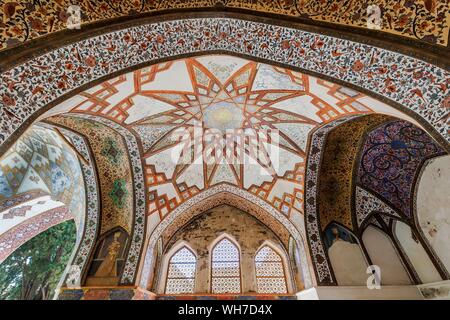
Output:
[
  {"xmin": 165, "ymin": 246, "xmax": 197, "ymax": 294},
  {"xmin": 211, "ymin": 237, "xmax": 241, "ymax": 293},
  {"xmin": 255, "ymin": 245, "xmax": 288, "ymax": 293}
]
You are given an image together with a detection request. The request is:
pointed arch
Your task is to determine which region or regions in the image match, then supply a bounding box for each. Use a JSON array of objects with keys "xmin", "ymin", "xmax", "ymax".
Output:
[
  {"xmin": 137, "ymin": 184, "xmax": 314, "ymax": 290},
  {"xmin": 393, "ymin": 220, "xmax": 443, "ymax": 284},
  {"xmin": 1, "ymin": 17, "xmax": 449, "ymax": 159},
  {"xmin": 362, "ymin": 224, "xmax": 413, "ymax": 285},
  {"xmin": 323, "ymin": 222, "xmax": 369, "ymax": 286},
  {"xmin": 254, "ymin": 241, "xmax": 289, "ymax": 294},
  {"xmin": 163, "ymin": 241, "xmax": 197, "ymax": 294}
]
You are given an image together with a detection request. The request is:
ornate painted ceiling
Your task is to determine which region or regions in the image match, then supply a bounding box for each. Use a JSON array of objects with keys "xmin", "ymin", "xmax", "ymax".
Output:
[
  {"xmin": 356, "ymin": 119, "xmax": 446, "ymax": 220},
  {"xmin": 0, "ymin": 53, "xmax": 448, "ymax": 288},
  {"xmin": 0, "ymin": 124, "xmax": 84, "ymax": 265},
  {"xmin": 0, "ymin": 125, "xmax": 85, "ymax": 229},
  {"xmin": 1, "ymin": 0, "xmax": 449, "ymax": 51},
  {"xmin": 1, "ymin": 17, "xmax": 448, "ymax": 158},
  {"xmin": 318, "ymin": 113, "xmax": 390, "ymax": 231},
  {"xmin": 40, "ymin": 55, "xmax": 421, "ymax": 238},
  {"xmin": 0, "ymin": 1, "xmax": 449, "ymax": 292}
]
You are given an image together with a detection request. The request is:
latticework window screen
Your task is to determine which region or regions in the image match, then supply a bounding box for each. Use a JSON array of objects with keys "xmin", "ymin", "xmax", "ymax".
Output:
[
  {"xmin": 255, "ymin": 246, "xmax": 288, "ymax": 293},
  {"xmin": 165, "ymin": 247, "xmax": 196, "ymax": 294},
  {"xmin": 211, "ymin": 238, "xmax": 241, "ymax": 293}
]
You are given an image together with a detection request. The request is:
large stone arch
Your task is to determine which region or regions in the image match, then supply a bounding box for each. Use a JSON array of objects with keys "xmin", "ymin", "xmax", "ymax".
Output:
[
  {"xmin": 137, "ymin": 183, "xmax": 315, "ymax": 291},
  {"xmin": 1, "ymin": 3, "xmax": 448, "ymax": 51},
  {"xmin": 51, "ymin": 126, "xmax": 102, "ymax": 287},
  {"xmin": 1, "ymin": 16, "xmax": 449, "ymax": 158}
]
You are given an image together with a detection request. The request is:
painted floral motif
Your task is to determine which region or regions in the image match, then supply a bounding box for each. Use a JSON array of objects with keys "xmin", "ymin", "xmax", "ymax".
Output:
[
  {"xmin": 357, "ymin": 119, "xmax": 445, "ymax": 218},
  {"xmin": 354, "ymin": 186, "xmax": 400, "ymax": 228},
  {"xmin": 47, "ymin": 116, "xmax": 134, "ymax": 236},
  {"xmin": 101, "ymin": 138, "xmax": 124, "ymax": 165},
  {"xmin": 109, "ymin": 179, "xmax": 129, "ymax": 209},
  {"xmin": 60, "ymin": 114, "xmax": 146, "ymax": 285},
  {"xmin": 318, "ymin": 114, "xmax": 389, "ymax": 231},
  {"xmin": 0, "ymin": 18, "xmax": 448, "ymax": 158},
  {"xmin": 0, "ymin": 0, "xmax": 448, "ymax": 51},
  {"xmin": 56, "ymin": 127, "xmax": 101, "ymax": 286},
  {"xmin": 304, "ymin": 115, "xmax": 361, "ymax": 284}
]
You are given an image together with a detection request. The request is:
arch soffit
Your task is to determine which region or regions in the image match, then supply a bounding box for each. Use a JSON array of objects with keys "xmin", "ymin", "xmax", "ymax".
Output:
[{"xmin": 0, "ymin": 16, "xmax": 449, "ymax": 157}]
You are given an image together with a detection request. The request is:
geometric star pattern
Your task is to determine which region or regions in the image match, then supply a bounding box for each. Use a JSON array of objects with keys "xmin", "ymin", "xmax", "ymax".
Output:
[{"xmin": 42, "ymin": 55, "xmax": 413, "ymax": 231}]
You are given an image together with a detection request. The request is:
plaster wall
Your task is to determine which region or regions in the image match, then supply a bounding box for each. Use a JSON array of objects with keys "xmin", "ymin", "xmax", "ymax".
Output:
[
  {"xmin": 362, "ymin": 226, "xmax": 412, "ymax": 285},
  {"xmin": 416, "ymin": 155, "xmax": 450, "ymax": 273},
  {"xmin": 394, "ymin": 221, "xmax": 442, "ymax": 283}
]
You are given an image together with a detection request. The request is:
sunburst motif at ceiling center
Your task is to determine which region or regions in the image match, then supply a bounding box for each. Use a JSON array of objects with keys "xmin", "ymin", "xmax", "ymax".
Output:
[{"xmin": 44, "ymin": 54, "xmax": 410, "ymax": 222}]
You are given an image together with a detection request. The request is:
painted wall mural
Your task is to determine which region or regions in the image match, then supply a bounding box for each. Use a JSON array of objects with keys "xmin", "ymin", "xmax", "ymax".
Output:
[
  {"xmin": 47, "ymin": 115, "xmax": 134, "ymax": 236},
  {"xmin": 54, "ymin": 126, "xmax": 101, "ymax": 287},
  {"xmin": 47, "ymin": 114, "xmax": 146, "ymax": 285},
  {"xmin": 318, "ymin": 114, "xmax": 389, "ymax": 231},
  {"xmin": 1, "ymin": 52, "xmax": 447, "ymax": 291},
  {"xmin": 0, "ymin": 18, "xmax": 449, "ymax": 160},
  {"xmin": 35, "ymin": 55, "xmax": 419, "ymax": 288},
  {"xmin": 37, "ymin": 55, "xmax": 422, "ymax": 249},
  {"xmin": 305, "ymin": 115, "xmax": 361, "ymax": 284},
  {"xmin": 0, "ymin": 0, "xmax": 448, "ymax": 51},
  {"xmin": 357, "ymin": 119, "xmax": 446, "ymax": 219},
  {"xmin": 323, "ymin": 223, "xmax": 368, "ymax": 286},
  {"xmin": 305, "ymin": 114, "xmax": 449, "ymax": 286},
  {"xmin": 0, "ymin": 125, "xmax": 99, "ymax": 292},
  {"xmin": 354, "ymin": 186, "xmax": 401, "ymax": 229},
  {"xmin": 85, "ymin": 228, "xmax": 129, "ymax": 287},
  {"xmin": 0, "ymin": 4, "xmax": 448, "ymax": 295},
  {"xmin": 0, "ymin": 125, "xmax": 85, "ymax": 230}
]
